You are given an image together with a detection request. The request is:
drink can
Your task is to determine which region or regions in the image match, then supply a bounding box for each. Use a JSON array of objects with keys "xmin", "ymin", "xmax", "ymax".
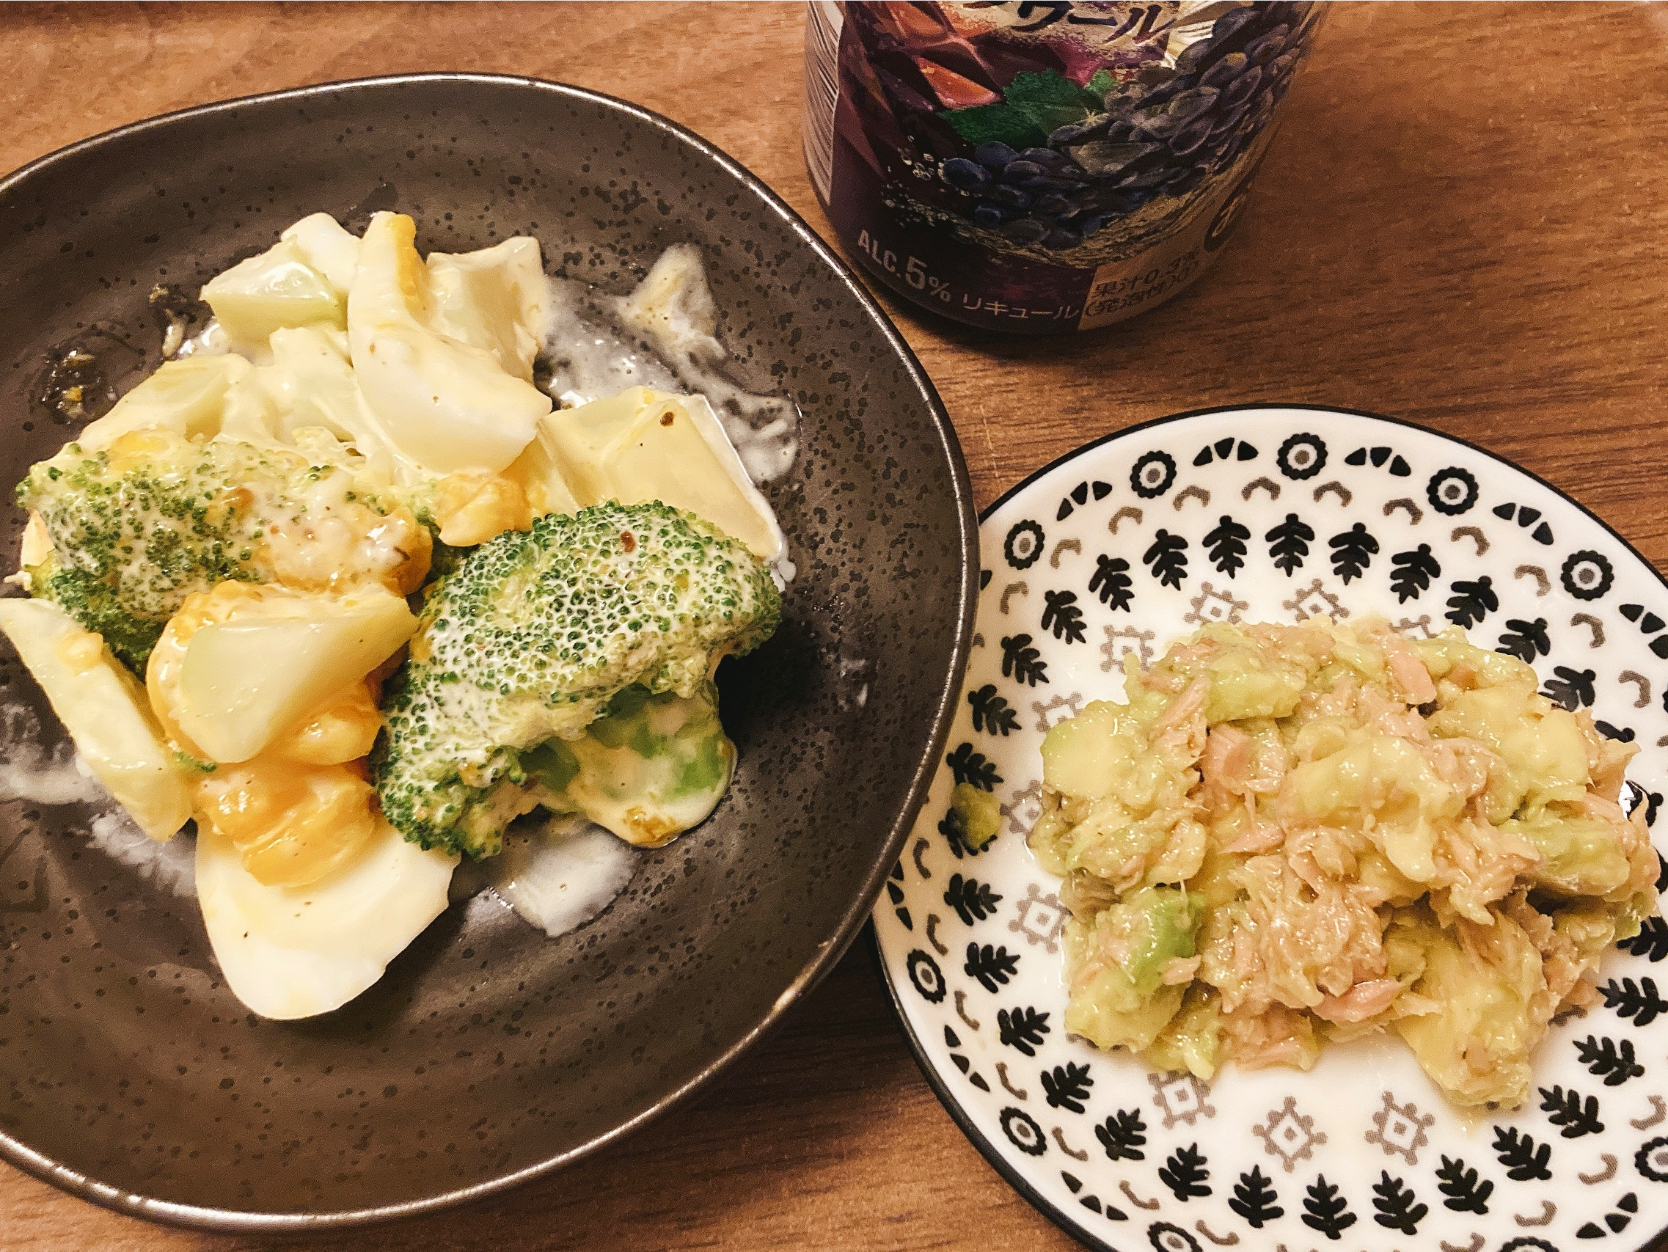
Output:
[{"xmin": 804, "ymin": 1, "xmax": 1323, "ymax": 334}]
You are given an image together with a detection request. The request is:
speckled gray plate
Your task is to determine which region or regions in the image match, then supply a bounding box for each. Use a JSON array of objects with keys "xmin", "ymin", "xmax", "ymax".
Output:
[{"xmin": 0, "ymin": 74, "xmax": 976, "ymax": 1229}]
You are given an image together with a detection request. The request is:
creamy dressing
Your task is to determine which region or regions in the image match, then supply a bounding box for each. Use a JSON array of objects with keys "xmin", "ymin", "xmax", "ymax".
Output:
[
  {"xmin": 86, "ymin": 809, "xmax": 196, "ymax": 898},
  {"xmin": 0, "ymin": 702, "xmax": 106, "ymax": 806},
  {"xmin": 19, "ymin": 227, "xmax": 782, "ymax": 952},
  {"xmin": 0, "ymin": 700, "xmax": 195, "ymax": 892},
  {"xmin": 472, "ymin": 814, "xmax": 638, "ymax": 938},
  {"xmin": 835, "ymin": 654, "xmax": 872, "ymax": 712},
  {"xmin": 541, "ymin": 257, "xmax": 800, "ymax": 489},
  {"xmin": 170, "ymin": 318, "xmax": 233, "ymax": 361},
  {"xmin": 254, "ymin": 465, "xmax": 426, "ymax": 594},
  {"xmin": 542, "ymin": 281, "xmax": 685, "ymax": 401}
]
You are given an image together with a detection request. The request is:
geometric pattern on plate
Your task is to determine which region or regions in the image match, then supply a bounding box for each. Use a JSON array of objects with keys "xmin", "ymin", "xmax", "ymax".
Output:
[{"xmin": 875, "ymin": 407, "xmax": 1668, "ymax": 1252}]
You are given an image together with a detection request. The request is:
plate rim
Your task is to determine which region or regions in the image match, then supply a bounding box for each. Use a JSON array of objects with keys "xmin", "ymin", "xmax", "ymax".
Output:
[
  {"xmin": 0, "ymin": 72, "xmax": 980, "ymax": 1231},
  {"xmin": 875, "ymin": 401, "xmax": 1668, "ymax": 1252}
]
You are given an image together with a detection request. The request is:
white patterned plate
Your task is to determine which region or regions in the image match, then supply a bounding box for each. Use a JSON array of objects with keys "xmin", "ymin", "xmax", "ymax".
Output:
[{"xmin": 874, "ymin": 407, "xmax": 1668, "ymax": 1252}]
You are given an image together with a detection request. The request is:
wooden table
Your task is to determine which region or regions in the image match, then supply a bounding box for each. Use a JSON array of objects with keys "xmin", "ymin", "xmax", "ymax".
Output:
[{"xmin": 3, "ymin": 2, "xmax": 1665, "ymax": 1248}]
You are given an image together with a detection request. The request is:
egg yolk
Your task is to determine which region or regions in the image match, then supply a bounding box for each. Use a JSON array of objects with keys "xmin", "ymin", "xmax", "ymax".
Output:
[
  {"xmin": 195, "ymin": 759, "xmax": 379, "ymax": 888},
  {"xmin": 147, "ymin": 580, "xmax": 391, "ymax": 888},
  {"xmin": 432, "ymin": 466, "xmax": 533, "ymax": 547}
]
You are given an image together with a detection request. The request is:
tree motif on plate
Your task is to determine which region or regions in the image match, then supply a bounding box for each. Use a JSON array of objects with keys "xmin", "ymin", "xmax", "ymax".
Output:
[
  {"xmin": 1159, "ymin": 1144, "xmax": 1211, "ymax": 1200},
  {"xmin": 1096, "ymin": 1107, "xmax": 1147, "ymax": 1162},
  {"xmin": 1227, "ymin": 1165, "xmax": 1283, "ymax": 1228},
  {"xmin": 967, "ymin": 684, "xmax": 1020, "ymax": 736},
  {"xmin": 1301, "ymin": 1175, "xmax": 1357, "ymax": 1239},
  {"xmin": 996, "ymin": 1006, "xmax": 1050, "ymax": 1057},
  {"xmin": 1203, "ymin": 515, "xmax": 1250, "ymax": 577},
  {"xmin": 1435, "ymin": 1155, "xmax": 1494, "ymax": 1214},
  {"xmin": 1575, "ymin": 1036, "xmax": 1645, "ymax": 1087},
  {"xmin": 943, "ymin": 874, "xmax": 1003, "ymax": 926},
  {"xmin": 1538, "ymin": 1085, "xmax": 1605, "ymax": 1138},
  {"xmin": 1328, "ymin": 522, "xmax": 1377, "ymax": 583},
  {"xmin": 1265, "ymin": 512, "xmax": 1314, "ymax": 574},
  {"xmin": 1492, "ymin": 1126, "xmax": 1553, "ymax": 1181},
  {"xmin": 1389, "ymin": 544, "xmax": 1441, "ymax": 602},
  {"xmin": 1041, "ymin": 1062, "xmax": 1093, "ymax": 1114},
  {"xmin": 1089, "ymin": 553, "xmax": 1134, "ymax": 609},
  {"xmin": 946, "ymin": 741, "xmax": 1001, "ymax": 790},
  {"xmin": 1001, "ymin": 633, "xmax": 1050, "ymax": 685},
  {"xmin": 1143, "ymin": 529, "xmax": 1189, "ymax": 588},
  {"xmin": 1370, "ymin": 1171, "xmax": 1427, "ymax": 1234},
  {"xmin": 1040, "ymin": 589, "xmax": 1087, "ymax": 643}
]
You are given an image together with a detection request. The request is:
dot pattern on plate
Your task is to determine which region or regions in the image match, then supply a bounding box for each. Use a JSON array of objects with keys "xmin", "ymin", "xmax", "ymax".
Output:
[{"xmin": 875, "ymin": 406, "xmax": 1668, "ymax": 1252}]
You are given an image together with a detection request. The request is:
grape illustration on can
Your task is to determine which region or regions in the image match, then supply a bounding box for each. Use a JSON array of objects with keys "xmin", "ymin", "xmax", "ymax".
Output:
[{"xmin": 804, "ymin": 1, "xmax": 1323, "ymax": 333}]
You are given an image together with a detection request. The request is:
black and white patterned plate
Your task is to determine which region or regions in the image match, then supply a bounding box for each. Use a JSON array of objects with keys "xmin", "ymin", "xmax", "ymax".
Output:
[{"xmin": 874, "ymin": 407, "xmax": 1668, "ymax": 1252}]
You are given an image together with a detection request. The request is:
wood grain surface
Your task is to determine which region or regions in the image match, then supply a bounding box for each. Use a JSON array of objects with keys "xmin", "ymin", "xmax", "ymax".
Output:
[{"xmin": 3, "ymin": 2, "xmax": 1666, "ymax": 1249}]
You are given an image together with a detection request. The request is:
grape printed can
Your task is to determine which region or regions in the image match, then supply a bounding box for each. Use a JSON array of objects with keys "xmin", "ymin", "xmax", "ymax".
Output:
[{"xmin": 803, "ymin": 1, "xmax": 1322, "ymax": 334}]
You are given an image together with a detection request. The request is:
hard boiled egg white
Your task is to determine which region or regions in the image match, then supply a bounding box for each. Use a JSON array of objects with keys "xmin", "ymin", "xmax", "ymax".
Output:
[
  {"xmin": 0, "ymin": 599, "xmax": 192, "ymax": 840},
  {"xmin": 536, "ymin": 387, "xmax": 784, "ymax": 563},
  {"xmin": 171, "ymin": 587, "xmax": 417, "ymax": 763},
  {"xmin": 196, "ymin": 817, "xmax": 456, "ymax": 1020},
  {"xmin": 347, "ymin": 212, "xmax": 551, "ymax": 474}
]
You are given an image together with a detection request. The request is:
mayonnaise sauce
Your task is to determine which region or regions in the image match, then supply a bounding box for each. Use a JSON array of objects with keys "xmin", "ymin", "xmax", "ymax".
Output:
[
  {"xmin": 541, "ymin": 249, "xmax": 800, "ymax": 489},
  {"xmin": 0, "ymin": 701, "xmax": 196, "ymax": 894},
  {"xmin": 0, "ymin": 702, "xmax": 105, "ymax": 806},
  {"xmin": 470, "ymin": 814, "xmax": 638, "ymax": 938},
  {"xmin": 85, "ymin": 809, "xmax": 196, "ymax": 898}
]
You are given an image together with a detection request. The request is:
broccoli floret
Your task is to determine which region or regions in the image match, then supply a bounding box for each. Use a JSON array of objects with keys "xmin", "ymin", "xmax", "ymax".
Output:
[
  {"xmin": 523, "ymin": 681, "xmax": 738, "ymax": 849},
  {"xmin": 26, "ymin": 563, "xmax": 168, "ymax": 674},
  {"xmin": 18, "ymin": 437, "xmax": 265, "ymax": 672},
  {"xmin": 17, "ymin": 432, "xmax": 424, "ymax": 674},
  {"xmin": 372, "ymin": 500, "xmax": 780, "ymax": 858}
]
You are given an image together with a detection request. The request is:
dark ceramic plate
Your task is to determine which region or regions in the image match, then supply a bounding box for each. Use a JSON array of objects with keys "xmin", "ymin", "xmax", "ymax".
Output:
[{"xmin": 0, "ymin": 74, "xmax": 976, "ymax": 1229}]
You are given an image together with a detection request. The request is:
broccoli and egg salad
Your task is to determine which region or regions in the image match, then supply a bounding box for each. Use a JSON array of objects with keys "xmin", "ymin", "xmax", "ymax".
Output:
[
  {"xmin": 1, "ymin": 209, "xmax": 791, "ymax": 1020},
  {"xmin": 1028, "ymin": 619, "xmax": 1658, "ymax": 1108},
  {"xmin": 374, "ymin": 501, "xmax": 779, "ymax": 858}
]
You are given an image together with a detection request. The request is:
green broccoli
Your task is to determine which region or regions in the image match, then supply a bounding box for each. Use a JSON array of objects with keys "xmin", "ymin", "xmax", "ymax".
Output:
[
  {"xmin": 521, "ymin": 680, "xmax": 739, "ymax": 848},
  {"xmin": 16, "ymin": 432, "xmax": 419, "ymax": 673},
  {"xmin": 25, "ymin": 564, "xmax": 171, "ymax": 675},
  {"xmin": 372, "ymin": 499, "xmax": 780, "ymax": 858}
]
